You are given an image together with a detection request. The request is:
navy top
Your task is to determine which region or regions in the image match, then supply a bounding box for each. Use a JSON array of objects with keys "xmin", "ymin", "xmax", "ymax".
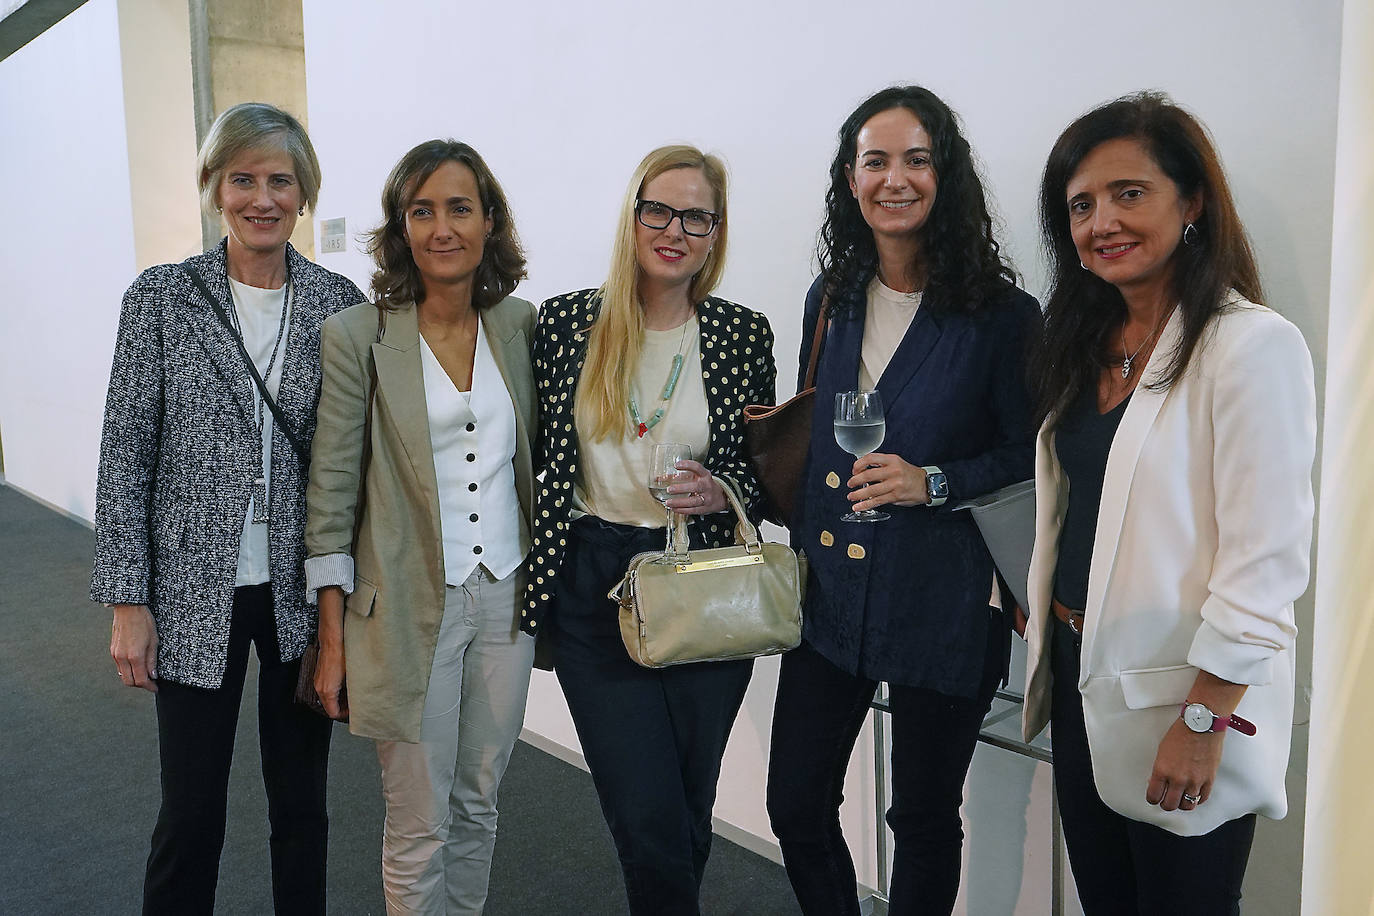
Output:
[
  {"xmin": 793, "ymin": 275, "xmax": 1041, "ymax": 697},
  {"xmin": 1052, "ymin": 384, "xmax": 1132, "ymax": 611}
]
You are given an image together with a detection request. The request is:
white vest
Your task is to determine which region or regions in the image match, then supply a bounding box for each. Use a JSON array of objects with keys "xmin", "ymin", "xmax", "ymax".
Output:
[{"xmin": 419, "ymin": 318, "xmax": 527, "ymax": 584}]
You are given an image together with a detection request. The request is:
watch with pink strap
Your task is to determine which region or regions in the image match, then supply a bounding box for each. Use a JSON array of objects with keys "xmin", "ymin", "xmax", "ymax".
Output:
[{"xmin": 1180, "ymin": 702, "xmax": 1257, "ymax": 736}]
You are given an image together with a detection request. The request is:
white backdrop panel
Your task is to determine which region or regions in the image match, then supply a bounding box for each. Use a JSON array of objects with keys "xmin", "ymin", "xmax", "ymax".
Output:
[
  {"xmin": 0, "ymin": 0, "xmax": 136, "ymax": 518},
  {"xmin": 301, "ymin": 1, "xmax": 1339, "ymax": 910}
]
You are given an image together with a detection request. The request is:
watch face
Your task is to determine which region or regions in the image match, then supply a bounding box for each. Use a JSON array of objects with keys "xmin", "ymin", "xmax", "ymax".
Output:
[
  {"xmin": 1183, "ymin": 703, "xmax": 1214, "ymax": 733},
  {"xmin": 928, "ymin": 474, "xmax": 949, "ymax": 497}
]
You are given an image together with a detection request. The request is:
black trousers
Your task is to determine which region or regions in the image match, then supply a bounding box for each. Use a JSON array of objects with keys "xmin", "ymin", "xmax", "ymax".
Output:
[
  {"xmin": 551, "ymin": 517, "xmax": 753, "ymax": 916},
  {"xmin": 1050, "ymin": 616, "xmax": 1256, "ymax": 915},
  {"xmin": 143, "ymin": 584, "xmax": 333, "ymax": 916},
  {"xmin": 766, "ymin": 616, "xmax": 1003, "ymax": 916}
]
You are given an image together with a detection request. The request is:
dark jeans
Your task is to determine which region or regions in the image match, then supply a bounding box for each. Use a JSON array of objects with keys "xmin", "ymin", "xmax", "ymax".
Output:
[
  {"xmin": 767, "ymin": 616, "xmax": 1003, "ymax": 916},
  {"xmin": 144, "ymin": 584, "xmax": 333, "ymax": 916},
  {"xmin": 551, "ymin": 516, "xmax": 754, "ymax": 916},
  {"xmin": 1050, "ymin": 616, "xmax": 1256, "ymax": 915}
]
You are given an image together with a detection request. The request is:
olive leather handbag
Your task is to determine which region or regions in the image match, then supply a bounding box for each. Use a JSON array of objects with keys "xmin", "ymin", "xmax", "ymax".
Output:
[{"xmin": 608, "ymin": 476, "xmax": 803, "ymax": 668}]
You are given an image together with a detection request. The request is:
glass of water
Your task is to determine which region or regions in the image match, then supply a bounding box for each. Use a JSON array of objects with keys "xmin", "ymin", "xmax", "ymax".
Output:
[
  {"xmin": 648, "ymin": 442, "xmax": 693, "ymax": 563},
  {"xmin": 834, "ymin": 390, "xmax": 889, "ymax": 523}
]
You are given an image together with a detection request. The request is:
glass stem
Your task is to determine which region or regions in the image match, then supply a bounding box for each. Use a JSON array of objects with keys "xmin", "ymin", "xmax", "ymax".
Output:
[{"xmin": 664, "ymin": 507, "xmax": 675, "ymax": 556}]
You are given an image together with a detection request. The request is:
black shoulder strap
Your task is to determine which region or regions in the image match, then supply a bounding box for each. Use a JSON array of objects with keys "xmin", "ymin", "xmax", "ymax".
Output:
[{"xmin": 177, "ymin": 263, "xmax": 309, "ymax": 464}]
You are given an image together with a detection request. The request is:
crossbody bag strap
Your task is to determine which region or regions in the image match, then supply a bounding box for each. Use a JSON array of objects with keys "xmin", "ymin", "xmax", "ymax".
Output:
[
  {"xmin": 178, "ymin": 263, "xmax": 309, "ymax": 464},
  {"xmin": 800, "ymin": 292, "xmax": 831, "ymax": 390}
]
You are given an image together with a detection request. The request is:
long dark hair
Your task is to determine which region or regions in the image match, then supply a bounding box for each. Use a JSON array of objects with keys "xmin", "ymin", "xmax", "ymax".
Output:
[
  {"xmin": 818, "ymin": 85, "xmax": 1015, "ymax": 319},
  {"xmin": 1032, "ymin": 92, "xmax": 1262, "ymax": 428},
  {"xmin": 364, "ymin": 139, "xmax": 527, "ymax": 311}
]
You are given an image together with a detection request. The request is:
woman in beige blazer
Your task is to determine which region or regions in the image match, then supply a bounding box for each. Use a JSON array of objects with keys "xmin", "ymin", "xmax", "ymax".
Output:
[
  {"xmin": 1021, "ymin": 94, "xmax": 1316, "ymax": 915},
  {"xmin": 305, "ymin": 140, "xmax": 536, "ymax": 915}
]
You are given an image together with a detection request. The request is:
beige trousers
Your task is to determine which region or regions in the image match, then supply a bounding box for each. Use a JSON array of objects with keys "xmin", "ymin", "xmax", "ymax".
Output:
[{"xmin": 375, "ymin": 567, "xmax": 535, "ymax": 915}]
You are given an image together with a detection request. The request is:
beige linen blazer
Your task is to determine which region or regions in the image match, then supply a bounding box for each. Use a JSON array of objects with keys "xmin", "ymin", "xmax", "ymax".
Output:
[
  {"xmin": 1021, "ymin": 299, "xmax": 1315, "ymax": 836},
  {"xmin": 307, "ymin": 296, "xmax": 537, "ymax": 742}
]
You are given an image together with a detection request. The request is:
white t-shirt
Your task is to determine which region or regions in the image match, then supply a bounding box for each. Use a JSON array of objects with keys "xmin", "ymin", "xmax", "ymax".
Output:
[
  {"xmin": 228, "ymin": 276, "xmax": 290, "ymax": 587},
  {"xmin": 859, "ymin": 276, "xmax": 922, "ymax": 391}
]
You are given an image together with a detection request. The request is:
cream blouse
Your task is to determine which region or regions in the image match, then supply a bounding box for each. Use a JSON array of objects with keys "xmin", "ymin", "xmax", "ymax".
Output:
[{"xmin": 573, "ymin": 317, "xmax": 710, "ymax": 527}]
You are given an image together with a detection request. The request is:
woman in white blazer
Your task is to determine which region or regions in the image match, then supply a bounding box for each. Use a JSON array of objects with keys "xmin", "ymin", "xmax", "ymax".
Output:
[{"xmin": 1022, "ymin": 93, "xmax": 1316, "ymax": 914}]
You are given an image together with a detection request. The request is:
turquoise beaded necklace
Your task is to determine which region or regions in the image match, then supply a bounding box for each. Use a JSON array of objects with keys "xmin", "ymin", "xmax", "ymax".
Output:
[{"xmin": 629, "ymin": 317, "xmax": 693, "ymax": 438}]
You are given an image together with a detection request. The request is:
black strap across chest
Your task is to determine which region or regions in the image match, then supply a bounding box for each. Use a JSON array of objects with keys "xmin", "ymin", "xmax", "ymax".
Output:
[{"xmin": 178, "ymin": 263, "xmax": 308, "ymax": 464}]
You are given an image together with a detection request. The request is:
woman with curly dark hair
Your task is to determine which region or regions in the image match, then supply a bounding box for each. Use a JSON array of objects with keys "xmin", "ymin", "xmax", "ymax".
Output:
[
  {"xmin": 305, "ymin": 139, "xmax": 537, "ymax": 913},
  {"xmin": 766, "ymin": 86, "xmax": 1041, "ymax": 915}
]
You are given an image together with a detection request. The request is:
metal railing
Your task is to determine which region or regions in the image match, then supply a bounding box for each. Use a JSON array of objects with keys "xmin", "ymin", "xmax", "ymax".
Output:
[{"xmin": 858, "ymin": 687, "xmax": 1063, "ymax": 916}]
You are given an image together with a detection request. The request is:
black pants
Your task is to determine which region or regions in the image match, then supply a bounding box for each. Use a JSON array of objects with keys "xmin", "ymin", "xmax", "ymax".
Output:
[
  {"xmin": 143, "ymin": 584, "xmax": 333, "ymax": 916},
  {"xmin": 551, "ymin": 517, "xmax": 753, "ymax": 916},
  {"xmin": 1050, "ymin": 616, "xmax": 1256, "ymax": 915},
  {"xmin": 766, "ymin": 617, "xmax": 1003, "ymax": 916}
]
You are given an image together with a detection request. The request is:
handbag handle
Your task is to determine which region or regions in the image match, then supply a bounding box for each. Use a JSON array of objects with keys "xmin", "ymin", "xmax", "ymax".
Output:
[
  {"xmin": 741, "ymin": 293, "xmax": 828, "ymax": 426},
  {"xmin": 664, "ymin": 475, "xmax": 762, "ymax": 558},
  {"xmin": 717, "ymin": 476, "xmax": 763, "ymax": 552},
  {"xmin": 800, "ymin": 293, "xmax": 829, "ymax": 391}
]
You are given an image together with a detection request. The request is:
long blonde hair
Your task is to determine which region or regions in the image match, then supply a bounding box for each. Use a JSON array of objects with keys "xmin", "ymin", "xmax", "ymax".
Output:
[{"xmin": 578, "ymin": 145, "xmax": 730, "ymax": 441}]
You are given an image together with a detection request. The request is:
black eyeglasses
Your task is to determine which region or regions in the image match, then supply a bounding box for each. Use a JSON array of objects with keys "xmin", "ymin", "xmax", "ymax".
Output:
[{"xmin": 635, "ymin": 199, "xmax": 720, "ymax": 237}]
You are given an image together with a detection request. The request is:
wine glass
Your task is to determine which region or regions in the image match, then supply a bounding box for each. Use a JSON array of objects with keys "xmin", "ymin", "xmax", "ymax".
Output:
[
  {"xmin": 834, "ymin": 390, "xmax": 889, "ymax": 523},
  {"xmin": 648, "ymin": 442, "xmax": 693, "ymax": 563}
]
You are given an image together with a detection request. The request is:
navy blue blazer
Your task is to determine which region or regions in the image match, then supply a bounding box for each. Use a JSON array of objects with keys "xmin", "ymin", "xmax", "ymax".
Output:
[{"xmin": 793, "ymin": 275, "xmax": 1040, "ymax": 696}]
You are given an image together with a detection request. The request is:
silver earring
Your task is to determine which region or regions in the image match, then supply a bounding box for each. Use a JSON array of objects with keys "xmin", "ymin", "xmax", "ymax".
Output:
[
  {"xmin": 1080, "ymin": 260, "xmax": 1088, "ymax": 271},
  {"xmin": 298, "ymin": 206, "xmax": 305, "ymax": 216},
  {"xmin": 1182, "ymin": 222, "xmax": 1199, "ymax": 246}
]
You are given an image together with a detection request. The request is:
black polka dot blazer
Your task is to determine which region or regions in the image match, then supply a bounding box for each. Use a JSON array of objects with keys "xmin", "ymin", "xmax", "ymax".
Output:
[{"xmin": 521, "ymin": 288, "xmax": 777, "ymax": 640}]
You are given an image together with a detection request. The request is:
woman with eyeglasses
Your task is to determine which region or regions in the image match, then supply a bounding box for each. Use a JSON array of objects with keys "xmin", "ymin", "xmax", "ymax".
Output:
[
  {"xmin": 522, "ymin": 145, "xmax": 776, "ymax": 915},
  {"xmin": 765, "ymin": 86, "xmax": 1040, "ymax": 915}
]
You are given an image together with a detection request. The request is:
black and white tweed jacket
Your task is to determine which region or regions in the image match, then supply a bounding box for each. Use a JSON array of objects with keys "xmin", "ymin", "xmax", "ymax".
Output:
[
  {"xmin": 521, "ymin": 288, "xmax": 777, "ymax": 639},
  {"xmin": 90, "ymin": 240, "xmax": 364, "ymax": 688}
]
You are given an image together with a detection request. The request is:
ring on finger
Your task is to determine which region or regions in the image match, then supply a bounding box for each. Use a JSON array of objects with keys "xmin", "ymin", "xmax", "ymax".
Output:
[{"xmin": 1182, "ymin": 792, "xmax": 1201, "ymax": 805}]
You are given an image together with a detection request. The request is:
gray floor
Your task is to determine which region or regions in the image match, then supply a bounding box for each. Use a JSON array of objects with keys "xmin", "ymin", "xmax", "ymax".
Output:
[{"xmin": 0, "ymin": 484, "xmax": 801, "ymax": 915}]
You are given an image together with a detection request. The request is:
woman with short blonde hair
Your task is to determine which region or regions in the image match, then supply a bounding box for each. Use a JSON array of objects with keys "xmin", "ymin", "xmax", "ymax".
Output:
[{"xmin": 93, "ymin": 101, "xmax": 362, "ymax": 914}]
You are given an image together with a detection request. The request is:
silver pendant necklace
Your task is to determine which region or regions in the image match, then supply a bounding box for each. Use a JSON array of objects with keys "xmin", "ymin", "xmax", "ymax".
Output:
[{"xmin": 1120, "ymin": 311, "xmax": 1165, "ymax": 380}]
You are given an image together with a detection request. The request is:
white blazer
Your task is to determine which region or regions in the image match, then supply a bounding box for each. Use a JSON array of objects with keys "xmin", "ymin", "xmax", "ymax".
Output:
[{"xmin": 1021, "ymin": 297, "xmax": 1316, "ymax": 836}]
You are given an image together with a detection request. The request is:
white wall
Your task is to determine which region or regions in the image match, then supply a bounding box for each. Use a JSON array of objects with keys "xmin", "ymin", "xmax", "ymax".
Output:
[
  {"xmin": 300, "ymin": 2, "xmax": 1340, "ymax": 912},
  {"xmin": 0, "ymin": 0, "xmax": 1344, "ymax": 910},
  {"xmin": 0, "ymin": 0, "xmax": 135, "ymax": 517}
]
